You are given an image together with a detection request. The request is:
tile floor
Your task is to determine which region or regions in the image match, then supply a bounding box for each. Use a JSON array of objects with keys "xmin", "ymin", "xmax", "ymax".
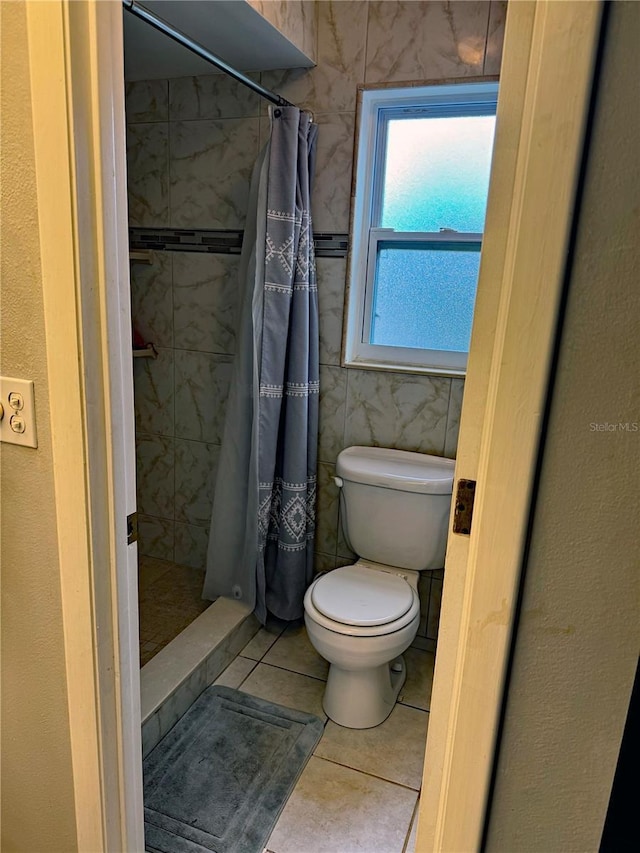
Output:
[
  {"xmin": 138, "ymin": 555, "xmax": 212, "ymax": 666},
  {"xmin": 214, "ymin": 621, "xmax": 435, "ymax": 853}
]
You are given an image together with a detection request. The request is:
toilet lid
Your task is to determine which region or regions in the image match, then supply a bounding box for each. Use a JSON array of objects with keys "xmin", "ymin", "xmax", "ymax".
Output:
[{"xmin": 310, "ymin": 565, "xmax": 414, "ymax": 627}]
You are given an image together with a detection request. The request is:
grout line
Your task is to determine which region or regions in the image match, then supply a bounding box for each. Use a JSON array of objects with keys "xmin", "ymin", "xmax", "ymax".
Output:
[
  {"xmin": 311, "ymin": 755, "xmax": 422, "ymax": 794},
  {"xmin": 402, "ymin": 797, "xmax": 421, "ymax": 853},
  {"xmin": 225, "ymin": 657, "xmax": 258, "ymax": 689},
  {"xmin": 250, "ymin": 660, "xmax": 328, "ymax": 685},
  {"xmin": 482, "ymin": 1, "xmax": 493, "ymax": 76}
]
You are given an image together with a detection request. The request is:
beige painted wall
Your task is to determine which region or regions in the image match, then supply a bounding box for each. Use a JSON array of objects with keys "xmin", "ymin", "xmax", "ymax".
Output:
[
  {"xmin": 485, "ymin": 2, "xmax": 640, "ymax": 850},
  {"xmin": 0, "ymin": 3, "xmax": 78, "ymax": 850}
]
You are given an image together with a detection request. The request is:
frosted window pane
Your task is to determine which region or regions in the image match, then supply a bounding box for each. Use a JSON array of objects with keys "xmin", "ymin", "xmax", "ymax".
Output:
[
  {"xmin": 370, "ymin": 245, "xmax": 480, "ymax": 351},
  {"xmin": 380, "ymin": 116, "xmax": 496, "ymax": 232}
]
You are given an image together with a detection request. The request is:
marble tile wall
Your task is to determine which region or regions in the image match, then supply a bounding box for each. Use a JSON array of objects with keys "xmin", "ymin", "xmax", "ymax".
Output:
[
  {"xmin": 127, "ymin": 74, "xmax": 260, "ymax": 569},
  {"xmin": 126, "ymin": 1, "xmax": 506, "ymax": 642}
]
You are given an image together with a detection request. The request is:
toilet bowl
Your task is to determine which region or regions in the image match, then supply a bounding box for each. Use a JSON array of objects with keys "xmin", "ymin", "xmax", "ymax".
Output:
[
  {"xmin": 304, "ymin": 561, "xmax": 420, "ymax": 728},
  {"xmin": 304, "ymin": 446, "xmax": 454, "ymax": 729}
]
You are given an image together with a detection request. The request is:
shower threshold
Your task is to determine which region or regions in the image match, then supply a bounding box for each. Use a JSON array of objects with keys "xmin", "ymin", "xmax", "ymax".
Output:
[{"xmin": 140, "ymin": 596, "xmax": 260, "ymax": 756}]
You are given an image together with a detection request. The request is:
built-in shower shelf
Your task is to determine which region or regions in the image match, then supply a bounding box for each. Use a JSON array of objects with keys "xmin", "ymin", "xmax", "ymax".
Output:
[
  {"xmin": 129, "ymin": 250, "xmax": 152, "ymax": 263},
  {"xmin": 133, "ymin": 343, "xmax": 158, "ymax": 359}
]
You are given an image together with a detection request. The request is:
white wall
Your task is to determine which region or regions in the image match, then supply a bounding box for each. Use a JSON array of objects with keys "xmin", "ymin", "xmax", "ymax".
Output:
[{"xmin": 485, "ymin": 2, "xmax": 640, "ymax": 849}]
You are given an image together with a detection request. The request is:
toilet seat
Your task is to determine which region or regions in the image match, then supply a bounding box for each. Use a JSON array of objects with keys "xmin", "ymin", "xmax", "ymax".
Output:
[
  {"xmin": 304, "ymin": 566, "xmax": 420, "ymax": 638},
  {"xmin": 312, "ymin": 564, "xmax": 414, "ymax": 626}
]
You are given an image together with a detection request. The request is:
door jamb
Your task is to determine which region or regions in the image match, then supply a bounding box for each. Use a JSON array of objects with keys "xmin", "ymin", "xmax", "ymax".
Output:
[
  {"xmin": 26, "ymin": 1, "xmax": 144, "ymax": 849},
  {"xmin": 416, "ymin": 2, "xmax": 603, "ymax": 850}
]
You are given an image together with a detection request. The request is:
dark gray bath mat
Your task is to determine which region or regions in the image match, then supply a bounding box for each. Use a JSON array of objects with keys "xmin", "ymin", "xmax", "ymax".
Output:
[{"xmin": 143, "ymin": 685, "xmax": 324, "ymax": 853}]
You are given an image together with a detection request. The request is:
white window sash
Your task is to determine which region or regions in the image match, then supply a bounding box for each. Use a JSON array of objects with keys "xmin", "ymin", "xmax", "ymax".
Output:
[{"xmin": 344, "ymin": 82, "xmax": 498, "ymax": 376}]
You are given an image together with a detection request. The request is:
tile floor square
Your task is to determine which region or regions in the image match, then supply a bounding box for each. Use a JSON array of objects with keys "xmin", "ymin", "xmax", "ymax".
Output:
[
  {"xmin": 314, "ymin": 702, "xmax": 428, "ymax": 790},
  {"xmin": 399, "ymin": 647, "xmax": 435, "ymax": 711},
  {"xmin": 240, "ymin": 662, "xmax": 327, "ymax": 719},
  {"xmin": 213, "ymin": 656, "xmax": 257, "ymax": 689},
  {"xmin": 267, "ymin": 756, "xmax": 417, "ymax": 853},
  {"xmin": 241, "ymin": 623, "xmax": 286, "ymax": 660},
  {"xmin": 262, "ymin": 623, "xmax": 329, "ymax": 680}
]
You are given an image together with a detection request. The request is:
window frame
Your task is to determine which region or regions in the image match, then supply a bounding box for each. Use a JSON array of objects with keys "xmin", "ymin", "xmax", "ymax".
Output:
[{"xmin": 344, "ymin": 81, "xmax": 499, "ymax": 376}]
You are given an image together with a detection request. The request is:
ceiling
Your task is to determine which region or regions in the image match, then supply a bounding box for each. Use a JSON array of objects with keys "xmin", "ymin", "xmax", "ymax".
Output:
[{"xmin": 123, "ymin": 0, "xmax": 314, "ymax": 81}]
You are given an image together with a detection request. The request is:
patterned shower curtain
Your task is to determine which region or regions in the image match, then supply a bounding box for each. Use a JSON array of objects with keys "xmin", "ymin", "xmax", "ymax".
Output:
[{"xmin": 203, "ymin": 107, "xmax": 319, "ymax": 625}]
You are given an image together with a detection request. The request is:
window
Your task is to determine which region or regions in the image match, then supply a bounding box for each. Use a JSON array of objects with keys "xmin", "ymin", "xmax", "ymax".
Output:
[{"xmin": 344, "ymin": 82, "xmax": 498, "ymax": 375}]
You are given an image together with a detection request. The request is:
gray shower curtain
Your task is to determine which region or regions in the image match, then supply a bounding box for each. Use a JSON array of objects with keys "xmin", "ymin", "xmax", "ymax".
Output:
[{"xmin": 203, "ymin": 107, "xmax": 319, "ymax": 625}]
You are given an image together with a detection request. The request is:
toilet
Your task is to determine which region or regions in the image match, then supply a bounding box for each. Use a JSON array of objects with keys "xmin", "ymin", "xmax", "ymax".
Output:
[{"xmin": 304, "ymin": 446, "xmax": 455, "ymax": 729}]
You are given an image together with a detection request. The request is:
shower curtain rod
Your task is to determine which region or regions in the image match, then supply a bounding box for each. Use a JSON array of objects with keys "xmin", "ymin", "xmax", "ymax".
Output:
[{"xmin": 122, "ymin": 0, "xmax": 295, "ymax": 108}]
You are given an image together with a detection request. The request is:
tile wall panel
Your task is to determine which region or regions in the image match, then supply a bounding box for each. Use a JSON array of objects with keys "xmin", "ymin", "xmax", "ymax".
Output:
[
  {"xmin": 125, "ymin": 79, "xmax": 168, "ymax": 123},
  {"xmin": 174, "ymin": 350, "xmax": 233, "ymax": 444},
  {"xmin": 174, "ymin": 439, "xmax": 220, "ymax": 528},
  {"xmin": 173, "ymin": 252, "xmax": 239, "ymax": 355},
  {"xmin": 130, "ymin": 251, "xmax": 173, "ymax": 349},
  {"xmin": 169, "ymin": 118, "xmax": 259, "ymax": 228},
  {"xmin": 133, "ymin": 347, "xmax": 174, "ymax": 437},
  {"xmin": 365, "ymin": 1, "xmax": 490, "ymax": 83},
  {"xmin": 484, "ymin": 0, "xmax": 508, "ymax": 76},
  {"xmin": 136, "ymin": 434, "xmax": 175, "ymax": 519},
  {"xmin": 126, "ymin": 122, "xmax": 169, "ymax": 227}
]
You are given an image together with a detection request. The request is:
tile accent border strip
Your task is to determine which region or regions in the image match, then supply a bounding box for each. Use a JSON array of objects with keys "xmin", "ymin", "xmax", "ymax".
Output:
[{"xmin": 129, "ymin": 227, "xmax": 349, "ymax": 257}]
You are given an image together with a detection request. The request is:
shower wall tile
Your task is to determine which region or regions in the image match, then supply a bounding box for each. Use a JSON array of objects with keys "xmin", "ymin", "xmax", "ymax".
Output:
[
  {"xmin": 416, "ymin": 572, "xmax": 432, "ymax": 639},
  {"xmin": 133, "ymin": 347, "xmax": 174, "ymax": 437},
  {"xmin": 315, "ymin": 462, "xmax": 339, "ymax": 557},
  {"xmin": 261, "ymin": 1, "xmax": 367, "ymax": 115},
  {"xmin": 337, "ymin": 504, "xmax": 357, "ymax": 562},
  {"xmin": 365, "ymin": 1, "xmax": 490, "ymax": 84},
  {"xmin": 174, "ymin": 350, "xmax": 233, "ymax": 444},
  {"xmin": 317, "ymin": 257, "xmax": 347, "ymax": 367},
  {"xmin": 344, "ymin": 369, "xmax": 450, "ymax": 454},
  {"xmin": 311, "ymin": 112, "xmax": 355, "ymax": 233},
  {"xmin": 173, "ymin": 252, "xmax": 239, "ymax": 355},
  {"xmin": 444, "ymin": 378, "xmax": 465, "ymax": 459},
  {"xmin": 169, "ymin": 74, "xmax": 262, "ymax": 121},
  {"xmin": 318, "ymin": 365, "xmax": 347, "ymax": 465},
  {"xmin": 138, "ymin": 514, "xmax": 175, "ymax": 563},
  {"xmin": 130, "ymin": 251, "xmax": 173, "ymax": 349},
  {"xmin": 169, "ymin": 118, "xmax": 260, "ymax": 228},
  {"xmin": 484, "ymin": 1, "xmax": 508, "ymax": 76},
  {"xmin": 136, "ymin": 433, "xmax": 175, "ymax": 519},
  {"xmin": 314, "ymin": 552, "xmax": 338, "ymax": 575},
  {"xmin": 175, "ymin": 439, "xmax": 221, "ymax": 528},
  {"xmin": 426, "ymin": 575, "xmax": 443, "ymax": 640},
  {"xmin": 125, "ymin": 79, "xmax": 169, "ymax": 123},
  {"xmin": 126, "ymin": 122, "xmax": 169, "ymax": 227},
  {"xmin": 258, "ymin": 115, "xmax": 272, "ymax": 150},
  {"xmin": 175, "ymin": 522, "xmax": 210, "ymax": 571}
]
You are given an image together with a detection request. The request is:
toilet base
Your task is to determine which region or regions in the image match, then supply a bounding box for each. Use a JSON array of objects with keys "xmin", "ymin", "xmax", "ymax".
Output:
[{"xmin": 322, "ymin": 656, "xmax": 406, "ymax": 729}]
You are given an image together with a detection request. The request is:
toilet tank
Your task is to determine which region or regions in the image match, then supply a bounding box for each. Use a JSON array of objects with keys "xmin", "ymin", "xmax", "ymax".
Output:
[{"xmin": 335, "ymin": 446, "xmax": 455, "ymax": 571}]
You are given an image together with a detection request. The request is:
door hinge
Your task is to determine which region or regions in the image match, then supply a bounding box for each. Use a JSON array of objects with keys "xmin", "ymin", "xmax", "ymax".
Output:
[
  {"xmin": 453, "ymin": 479, "xmax": 476, "ymax": 535},
  {"xmin": 127, "ymin": 511, "xmax": 138, "ymax": 545}
]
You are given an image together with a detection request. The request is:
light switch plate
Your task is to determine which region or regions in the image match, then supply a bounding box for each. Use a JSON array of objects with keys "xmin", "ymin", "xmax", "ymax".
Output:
[{"xmin": 0, "ymin": 376, "xmax": 38, "ymax": 448}]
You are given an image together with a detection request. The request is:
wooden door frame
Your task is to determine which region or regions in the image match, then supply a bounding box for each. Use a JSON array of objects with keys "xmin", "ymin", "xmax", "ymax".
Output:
[
  {"xmin": 26, "ymin": 1, "xmax": 143, "ymax": 849},
  {"xmin": 416, "ymin": 1, "xmax": 603, "ymax": 849}
]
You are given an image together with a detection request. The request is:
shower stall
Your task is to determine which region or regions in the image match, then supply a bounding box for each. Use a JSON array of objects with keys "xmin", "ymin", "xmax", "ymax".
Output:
[{"xmin": 123, "ymin": 0, "xmax": 317, "ymax": 751}]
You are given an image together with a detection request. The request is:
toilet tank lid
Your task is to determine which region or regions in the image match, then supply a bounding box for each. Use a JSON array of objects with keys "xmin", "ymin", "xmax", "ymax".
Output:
[{"xmin": 336, "ymin": 446, "xmax": 455, "ymax": 495}]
